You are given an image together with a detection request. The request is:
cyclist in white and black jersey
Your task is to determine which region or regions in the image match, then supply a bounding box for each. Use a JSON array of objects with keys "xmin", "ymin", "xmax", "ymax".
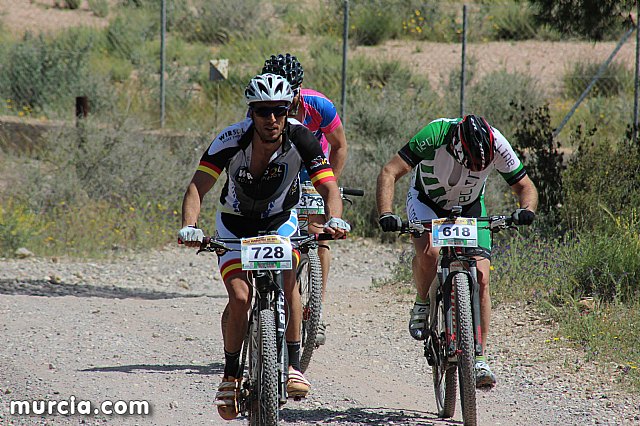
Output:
[
  {"xmin": 375, "ymin": 115, "xmax": 538, "ymax": 388},
  {"xmin": 178, "ymin": 74, "xmax": 350, "ymax": 420}
]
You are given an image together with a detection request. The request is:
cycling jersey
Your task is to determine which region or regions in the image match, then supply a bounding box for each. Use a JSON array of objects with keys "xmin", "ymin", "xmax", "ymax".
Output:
[
  {"xmin": 398, "ymin": 118, "xmax": 526, "ymax": 213},
  {"xmin": 197, "ymin": 117, "xmax": 336, "ymax": 219},
  {"xmin": 298, "ymin": 88, "xmax": 341, "ymax": 156}
]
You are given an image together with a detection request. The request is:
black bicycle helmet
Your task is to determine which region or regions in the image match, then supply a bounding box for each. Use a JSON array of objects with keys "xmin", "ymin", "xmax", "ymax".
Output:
[
  {"xmin": 262, "ymin": 53, "xmax": 304, "ymax": 90},
  {"xmin": 450, "ymin": 114, "xmax": 495, "ymax": 171}
]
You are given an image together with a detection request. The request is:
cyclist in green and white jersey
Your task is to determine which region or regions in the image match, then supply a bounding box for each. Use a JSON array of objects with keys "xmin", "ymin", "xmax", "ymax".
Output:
[{"xmin": 375, "ymin": 115, "xmax": 538, "ymax": 388}]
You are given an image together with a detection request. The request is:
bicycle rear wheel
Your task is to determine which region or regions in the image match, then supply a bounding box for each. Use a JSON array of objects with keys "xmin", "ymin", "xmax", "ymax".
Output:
[
  {"xmin": 453, "ymin": 273, "xmax": 477, "ymax": 426},
  {"xmin": 248, "ymin": 307, "xmax": 279, "ymax": 426},
  {"xmin": 298, "ymin": 248, "xmax": 323, "ymax": 373},
  {"xmin": 432, "ymin": 295, "xmax": 457, "ymax": 418}
]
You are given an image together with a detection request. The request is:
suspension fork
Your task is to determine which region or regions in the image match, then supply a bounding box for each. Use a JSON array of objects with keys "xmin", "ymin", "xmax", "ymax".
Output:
[
  {"xmin": 268, "ymin": 270, "xmax": 288, "ymax": 404},
  {"xmin": 466, "ymin": 259, "xmax": 484, "ymax": 358},
  {"xmin": 439, "ymin": 255, "xmax": 455, "ymax": 358}
]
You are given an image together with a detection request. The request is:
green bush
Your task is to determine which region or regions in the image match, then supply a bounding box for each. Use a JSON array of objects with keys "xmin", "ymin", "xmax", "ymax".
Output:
[
  {"xmin": 174, "ymin": 0, "xmax": 270, "ymax": 45},
  {"xmin": 60, "ymin": 0, "xmax": 81, "ymax": 9},
  {"xmin": 0, "ymin": 30, "xmax": 113, "ymax": 118},
  {"xmin": 562, "ymin": 128, "xmax": 640, "ymax": 231},
  {"xmin": 563, "ymin": 60, "xmax": 633, "ymax": 99},
  {"xmin": 88, "ymin": 0, "xmax": 110, "ymax": 18},
  {"xmin": 462, "ymin": 69, "xmax": 544, "ymax": 139},
  {"xmin": 0, "ymin": 199, "xmax": 46, "ymax": 257},
  {"xmin": 510, "ymin": 103, "xmax": 565, "ymax": 222},
  {"xmin": 350, "ymin": 6, "xmax": 399, "ymax": 46},
  {"xmin": 483, "ymin": 1, "xmax": 538, "ymax": 41},
  {"xmin": 401, "ymin": 3, "xmax": 459, "ymax": 42},
  {"xmin": 567, "ymin": 219, "xmax": 640, "ymax": 302},
  {"xmin": 106, "ymin": 14, "xmax": 157, "ymax": 64}
]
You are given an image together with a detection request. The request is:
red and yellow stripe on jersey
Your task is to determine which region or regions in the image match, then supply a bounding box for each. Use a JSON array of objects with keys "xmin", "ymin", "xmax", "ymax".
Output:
[
  {"xmin": 197, "ymin": 160, "xmax": 222, "ymax": 181},
  {"xmin": 309, "ymin": 168, "xmax": 335, "ymax": 187}
]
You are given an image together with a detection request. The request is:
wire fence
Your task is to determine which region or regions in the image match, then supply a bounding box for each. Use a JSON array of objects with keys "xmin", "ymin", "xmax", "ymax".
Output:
[{"xmin": 0, "ymin": 0, "xmax": 637, "ymax": 142}]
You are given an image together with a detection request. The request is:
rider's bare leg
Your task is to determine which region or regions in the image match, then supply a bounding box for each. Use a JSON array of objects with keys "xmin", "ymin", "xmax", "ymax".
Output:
[
  {"xmin": 283, "ymin": 267, "xmax": 301, "ymax": 343},
  {"xmin": 476, "ymin": 258, "xmax": 491, "ymax": 350},
  {"xmin": 411, "ymin": 233, "xmax": 439, "ymax": 301},
  {"xmin": 222, "ymin": 274, "xmax": 252, "ymax": 353}
]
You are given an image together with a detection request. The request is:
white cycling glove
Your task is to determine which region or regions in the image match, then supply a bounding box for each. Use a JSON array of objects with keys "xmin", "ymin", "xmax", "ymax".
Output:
[
  {"xmin": 323, "ymin": 217, "xmax": 351, "ymax": 233},
  {"xmin": 178, "ymin": 226, "xmax": 204, "ymax": 243}
]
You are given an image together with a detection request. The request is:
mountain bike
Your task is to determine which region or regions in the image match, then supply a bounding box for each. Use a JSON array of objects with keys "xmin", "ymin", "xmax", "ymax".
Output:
[
  {"xmin": 296, "ymin": 183, "xmax": 364, "ymax": 372},
  {"xmin": 197, "ymin": 232, "xmax": 332, "ymax": 426},
  {"xmin": 399, "ymin": 206, "xmax": 519, "ymax": 426}
]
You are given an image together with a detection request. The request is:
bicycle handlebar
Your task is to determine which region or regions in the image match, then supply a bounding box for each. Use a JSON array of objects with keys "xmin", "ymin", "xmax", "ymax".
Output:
[
  {"xmin": 341, "ymin": 187, "xmax": 365, "ymax": 197},
  {"xmin": 197, "ymin": 233, "xmax": 338, "ymax": 255},
  {"xmin": 400, "ymin": 215, "xmax": 516, "ymax": 235}
]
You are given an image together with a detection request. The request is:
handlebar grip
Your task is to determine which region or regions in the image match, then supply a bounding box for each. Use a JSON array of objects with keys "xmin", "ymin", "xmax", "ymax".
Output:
[
  {"xmin": 316, "ymin": 233, "xmax": 347, "ymax": 241},
  {"xmin": 341, "ymin": 188, "xmax": 365, "ymax": 196}
]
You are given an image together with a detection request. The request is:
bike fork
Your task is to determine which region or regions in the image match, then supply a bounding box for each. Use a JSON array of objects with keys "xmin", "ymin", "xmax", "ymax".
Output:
[
  {"xmin": 273, "ymin": 271, "xmax": 288, "ymax": 404},
  {"xmin": 468, "ymin": 265, "xmax": 484, "ymax": 358}
]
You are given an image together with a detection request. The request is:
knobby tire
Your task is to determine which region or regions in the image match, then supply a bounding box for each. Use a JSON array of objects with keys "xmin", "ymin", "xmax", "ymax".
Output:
[
  {"xmin": 433, "ymin": 292, "xmax": 457, "ymax": 418},
  {"xmin": 298, "ymin": 249, "xmax": 323, "ymax": 373},
  {"xmin": 248, "ymin": 307, "xmax": 279, "ymax": 426},
  {"xmin": 453, "ymin": 273, "xmax": 477, "ymax": 426}
]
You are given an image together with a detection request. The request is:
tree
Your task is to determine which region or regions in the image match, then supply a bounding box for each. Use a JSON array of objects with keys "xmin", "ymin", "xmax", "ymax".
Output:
[{"xmin": 529, "ymin": 0, "xmax": 635, "ymax": 40}]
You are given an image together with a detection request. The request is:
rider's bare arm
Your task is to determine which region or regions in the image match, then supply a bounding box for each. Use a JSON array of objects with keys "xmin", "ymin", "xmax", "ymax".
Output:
[
  {"xmin": 325, "ymin": 124, "xmax": 348, "ymax": 181},
  {"xmin": 314, "ymin": 177, "xmax": 343, "ymax": 221},
  {"xmin": 510, "ymin": 174, "xmax": 538, "ymax": 213},
  {"xmin": 376, "ymin": 154, "xmax": 413, "ymax": 215},
  {"xmin": 181, "ymin": 170, "xmax": 216, "ymax": 228}
]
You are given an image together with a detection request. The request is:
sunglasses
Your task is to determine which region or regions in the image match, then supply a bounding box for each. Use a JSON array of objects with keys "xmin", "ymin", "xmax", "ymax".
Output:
[{"xmin": 252, "ymin": 105, "xmax": 290, "ymax": 118}]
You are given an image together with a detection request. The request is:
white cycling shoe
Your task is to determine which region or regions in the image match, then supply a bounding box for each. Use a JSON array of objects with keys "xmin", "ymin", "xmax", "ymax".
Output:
[
  {"xmin": 408, "ymin": 302, "xmax": 429, "ymax": 341},
  {"xmin": 475, "ymin": 360, "xmax": 496, "ymax": 388}
]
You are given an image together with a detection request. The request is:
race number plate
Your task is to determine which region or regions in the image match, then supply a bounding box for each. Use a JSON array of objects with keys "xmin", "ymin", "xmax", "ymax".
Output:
[
  {"xmin": 297, "ymin": 183, "xmax": 325, "ymax": 215},
  {"xmin": 432, "ymin": 217, "xmax": 478, "ymax": 247},
  {"xmin": 241, "ymin": 235, "xmax": 293, "ymax": 270}
]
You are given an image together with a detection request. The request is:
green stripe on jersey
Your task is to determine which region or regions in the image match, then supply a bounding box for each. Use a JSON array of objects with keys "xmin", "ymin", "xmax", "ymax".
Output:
[{"xmin": 499, "ymin": 163, "xmax": 524, "ymax": 181}]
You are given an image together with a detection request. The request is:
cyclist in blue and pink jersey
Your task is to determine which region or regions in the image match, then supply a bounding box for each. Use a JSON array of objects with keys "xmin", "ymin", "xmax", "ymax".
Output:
[{"xmin": 262, "ymin": 53, "xmax": 349, "ymax": 346}]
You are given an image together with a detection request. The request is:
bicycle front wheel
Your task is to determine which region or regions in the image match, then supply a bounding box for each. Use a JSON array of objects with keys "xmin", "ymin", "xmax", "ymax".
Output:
[
  {"xmin": 248, "ymin": 307, "xmax": 279, "ymax": 426},
  {"xmin": 453, "ymin": 273, "xmax": 477, "ymax": 426},
  {"xmin": 432, "ymin": 293, "xmax": 457, "ymax": 418},
  {"xmin": 298, "ymin": 248, "xmax": 323, "ymax": 373}
]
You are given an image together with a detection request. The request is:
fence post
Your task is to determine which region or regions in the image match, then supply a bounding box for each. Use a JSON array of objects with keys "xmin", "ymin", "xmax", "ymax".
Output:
[
  {"xmin": 460, "ymin": 4, "xmax": 467, "ymax": 117},
  {"xmin": 75, "ymin": 96, "xmax": 89, "ymax": 126},
  {"xmin": 75, "ymin": 96, "xmax": 89, "ymax": 149},
  {"xmin": 160, "ymin": 0, "xmax": 166, "ymax": 128},
  {"xmin": 633, "ymin": 4, "xmax": 639, "ymax": 144},
  {"xmin": 341, "ymin": 0, "xmax": 349, "ymax": 123}
]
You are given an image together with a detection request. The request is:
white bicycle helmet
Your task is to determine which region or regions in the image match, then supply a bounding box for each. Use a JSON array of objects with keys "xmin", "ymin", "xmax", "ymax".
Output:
[{"xmin": 244, "ymin": 73, "xmax": 294, "ymax": 105}]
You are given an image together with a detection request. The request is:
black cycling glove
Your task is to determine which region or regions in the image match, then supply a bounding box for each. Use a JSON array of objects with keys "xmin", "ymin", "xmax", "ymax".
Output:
[
  {"xmin": 511, "ymin": 208, "xmax": 535, "ymax": 225},
  {"xmin": 379, "ymin": 212, "xmax": 402, "ymax": 232}
]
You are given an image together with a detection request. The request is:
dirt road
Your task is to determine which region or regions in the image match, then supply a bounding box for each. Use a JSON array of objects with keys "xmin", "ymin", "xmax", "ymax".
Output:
[{"xmin": 1, "ymin": 238, "xmax": 638, "ymax": 425}]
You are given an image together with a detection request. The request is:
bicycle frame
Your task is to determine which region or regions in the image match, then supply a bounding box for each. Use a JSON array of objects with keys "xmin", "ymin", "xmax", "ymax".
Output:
[
  {"xmin": 436, "ymin": 249, "xmax": 484, "ymax": 363},
  {"xmin": 198, "ymin": 233, "xmax": 321, "ymax": 424},
  {"xmin": 244, "ymin": 268, "xmax": 289, "ymax": 405},
  {"xmin": 401, "ymin": 210, "xmax": 516, "ymax": 425}
]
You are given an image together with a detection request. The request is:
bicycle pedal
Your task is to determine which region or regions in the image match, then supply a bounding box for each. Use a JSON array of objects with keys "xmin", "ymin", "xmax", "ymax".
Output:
[{"xmin": 286, "ymin": 389, "xmax": 308, "ymax": 400}]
